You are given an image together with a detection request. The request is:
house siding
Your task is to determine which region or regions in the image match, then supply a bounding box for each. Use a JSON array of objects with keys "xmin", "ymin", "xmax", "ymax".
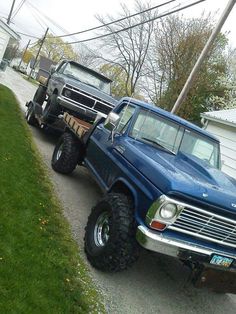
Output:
[
  {"xmin": 205, "ymin": 120, "xmax": 236, "ymax": 179},
  {"xmin": 0, "ymin": 29, "xmax": 10, "ymax": 62}
]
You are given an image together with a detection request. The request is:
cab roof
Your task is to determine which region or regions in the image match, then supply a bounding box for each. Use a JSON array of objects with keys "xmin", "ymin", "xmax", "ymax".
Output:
[{"xmin": 67, "ymin": 60, "xmax": 112, "ymax": 83}]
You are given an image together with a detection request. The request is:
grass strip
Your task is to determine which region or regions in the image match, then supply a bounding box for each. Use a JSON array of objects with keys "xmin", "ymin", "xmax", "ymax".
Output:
[{"xmin": 0, "ymin": 84, "xmax": 105, "ymax": 313}]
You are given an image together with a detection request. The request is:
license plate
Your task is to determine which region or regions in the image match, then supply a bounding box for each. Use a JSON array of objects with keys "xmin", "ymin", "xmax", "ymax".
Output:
[{"xmin": 210, "ymin": 254, "xmax": 234, "ymax": 267}]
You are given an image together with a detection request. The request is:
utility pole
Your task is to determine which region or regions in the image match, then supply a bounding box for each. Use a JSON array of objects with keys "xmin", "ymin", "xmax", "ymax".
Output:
[
  {"xmin": 28, "ymin": 27, "xmax": 49, "ymax": 80},
  {"xmin": 7, "ymin": 0, "xmax": 16, "ymax": 25},
  {"xmin": 171, "ymin": 0, "xmax": 236, "ymax": 114},
  {"xmin": 18, "ymin": 39, "xmax": 31, "ymax": 70}
]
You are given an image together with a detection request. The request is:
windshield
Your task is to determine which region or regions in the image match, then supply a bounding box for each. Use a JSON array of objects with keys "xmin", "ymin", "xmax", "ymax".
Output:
[
  {"xmin": 130, "ymin": 109, "xmax": 220, "ymax": 168},
  {"xmin": 179, "ymin": 129, "xmax": 220, "ymax": 169},
  {"xmin": 130, "ymin": 110, "xmax": 183, "ymax": 154},
  {"xmin": 62, "ymin": 62, "xmax": 111, "ymax": 94}
]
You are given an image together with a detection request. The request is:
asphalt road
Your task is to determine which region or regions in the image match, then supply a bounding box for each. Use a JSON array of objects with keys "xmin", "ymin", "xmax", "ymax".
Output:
[{"xmin": 1, "ymin": 67, "xmax": 236, "ymax": 314}]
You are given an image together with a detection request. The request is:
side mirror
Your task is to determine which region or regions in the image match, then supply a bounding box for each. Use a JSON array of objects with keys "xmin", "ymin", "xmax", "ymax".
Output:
[
  {"xmin": 104, "ymin": 112, "xmax": 120, "ymax": 131},
  {"xmin": 50, "ymin": 65, "xmax": 56, "ymax": 74}
]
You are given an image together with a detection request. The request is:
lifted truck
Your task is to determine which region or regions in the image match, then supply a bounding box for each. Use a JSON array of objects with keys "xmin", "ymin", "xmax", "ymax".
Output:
[
  {"xmin": 52, "ymin": 98, "xmax": 236, "ymax": 293},
  {"xmin": 25, "ymin": 60, "xmax": 117, "ymax": 129}
]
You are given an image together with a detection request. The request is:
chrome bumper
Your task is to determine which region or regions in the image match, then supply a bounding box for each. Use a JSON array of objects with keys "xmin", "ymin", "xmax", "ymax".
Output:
[
  {"xmin": 57, "ymin": 96, "xmax": 97, "ymax": 119},
  {"xmin": 136, "ymin": 225, "xmax": 236, "ymax": 260}
]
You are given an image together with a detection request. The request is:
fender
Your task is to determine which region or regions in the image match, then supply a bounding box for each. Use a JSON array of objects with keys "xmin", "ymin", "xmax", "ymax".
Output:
[{"xmin": 108, "ymin": 177, "xmax": 139, "ymax": 210}]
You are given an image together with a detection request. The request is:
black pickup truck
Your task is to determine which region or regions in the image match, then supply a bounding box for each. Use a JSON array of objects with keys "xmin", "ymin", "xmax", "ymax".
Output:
[{"xmin": 25, "ymin": 60, "xmax": 117, "ymax": 127}]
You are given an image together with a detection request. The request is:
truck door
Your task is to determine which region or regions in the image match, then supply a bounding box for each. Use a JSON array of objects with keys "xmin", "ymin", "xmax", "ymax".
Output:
[
  {"xmin": 85, "ymin": 102, "xmax": 136, "ymax": 189},
  {"xmin": 47, "ymin": 61, "xmax": 66, "ymax": 95}
]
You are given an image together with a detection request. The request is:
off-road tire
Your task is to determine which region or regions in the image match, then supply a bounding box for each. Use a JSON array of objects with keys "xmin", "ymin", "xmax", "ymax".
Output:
[
  {"xmin": 84, "ymin": 193, "xmax": 139, "ymax": 272},
  {"xmin": 33, "ymin": 85, "xmax": 46, "ymax": 105},
  {"xmin": 51, "ymin": 132, "xmax": 82, "ymax": 174},
  {"xmin": 43, "ymin": 94, "xmax": 61, "ymax": 123},
  {"xmin": 25, "ymin": 103, "xmax": 37, "ymax": 126}
]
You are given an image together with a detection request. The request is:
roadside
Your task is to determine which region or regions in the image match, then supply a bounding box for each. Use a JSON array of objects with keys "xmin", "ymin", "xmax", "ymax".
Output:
[
  {"xmin": 0, "ymin": 67, "xmax": 36, "ymax": 110},
  {"xmin": 0, "ymin": 84, "xmax": 105, "ymax": 313},
  {"xmin": 1, "ymin": 66, "xmax": 236, "ymax": 314}
]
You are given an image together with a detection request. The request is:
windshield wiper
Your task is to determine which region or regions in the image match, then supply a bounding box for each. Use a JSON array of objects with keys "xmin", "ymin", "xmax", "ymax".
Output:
[{"xmin": 141, "ymin": 137, "xmax": 175, "ymax": 155}]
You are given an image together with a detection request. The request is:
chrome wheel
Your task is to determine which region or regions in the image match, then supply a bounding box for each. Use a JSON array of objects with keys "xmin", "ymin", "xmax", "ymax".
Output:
[
  {"xmin": 25, "ymin": 106, "xmax": 32, "ymax": 120},
  {"xmin": 94, "ymin": 212, "xmax": 110, "ymax": 247},
  {"xmin": 25, "ymin": 108, "xmax": 29, "ymax": 119},
  {"xmin": 27, "ymin": 109, "xmax": 32, "ymax": 122},
  {"xmin": 56, "ymin": 143, "xmax": 63, "ymax": 161}
]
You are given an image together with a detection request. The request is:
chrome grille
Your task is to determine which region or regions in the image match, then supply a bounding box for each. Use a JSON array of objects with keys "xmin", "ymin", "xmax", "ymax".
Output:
[
  {"xmin": 62, "ymin": 85, "xmax": 114, "ymax": 115},
  {"xmin": 168, "ymin": 206, "xmax": 236, "ymax": 248}
]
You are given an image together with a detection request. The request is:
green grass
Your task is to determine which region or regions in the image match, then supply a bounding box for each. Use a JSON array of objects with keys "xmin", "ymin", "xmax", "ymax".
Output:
[
  {"xmin": 0, "ymin": 84, "xmax": 105, "ymax": 313},
  {"xmin": 22, "ymin": 74, "xmax": 40, "ymax": 86}
]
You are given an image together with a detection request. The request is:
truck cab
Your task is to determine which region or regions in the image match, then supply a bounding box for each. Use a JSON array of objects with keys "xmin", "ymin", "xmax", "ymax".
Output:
[{"xmin": 25, "ymin": 60, "xmax": 117, "ymax": 128}]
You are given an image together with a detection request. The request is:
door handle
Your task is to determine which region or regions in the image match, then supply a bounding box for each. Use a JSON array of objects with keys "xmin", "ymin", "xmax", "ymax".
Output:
[{"xmin": 114, "ymin": 145, "xmax": 125, "ymax": 154}]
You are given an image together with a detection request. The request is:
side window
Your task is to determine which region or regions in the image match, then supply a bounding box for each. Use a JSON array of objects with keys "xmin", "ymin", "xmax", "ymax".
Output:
[
  {"xmin": 179, "ymin": 130, "xmax": 220, "ymax": 168},
  {"xmin": 116, "ymin": 104, "xmax": 136, "ymax": 134}
]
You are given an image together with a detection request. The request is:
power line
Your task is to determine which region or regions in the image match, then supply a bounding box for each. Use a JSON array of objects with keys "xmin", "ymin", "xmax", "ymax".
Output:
[
  {"xmin": 17, "ymin": 31, "xmax": 40, "ymax": 39},
  {"xmin": 26, "ymin": 1, "xmax": 78, "ymax": 40},
  {"xmin": 54, "ymin": 0, "xmax": 206, "ymax": 46},
  {"xmin": 52, "ymin": 0, "xmax": 177, "ymax": 39},
  {"xmin": 29, "ymin": 40, "xmax": 39, "ymax": 47},
  {"xmin": 7, "ymin": 0, "xmax": 16, "ymax": 24},
  {"xmin": 11, "ymin": 0, "xmax": 26, "ymax": 20},
  {"xmin": 25, "ymin": 2, "xmax": 48, "ymax": 31}
]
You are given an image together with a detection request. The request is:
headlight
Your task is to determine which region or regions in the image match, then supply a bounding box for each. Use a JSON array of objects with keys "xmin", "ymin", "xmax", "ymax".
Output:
[
  {"xmin": 159, "ymin": 203, "xmax": 177, "ymax": 220},
  {"xmin": 64, "ymin": 89, "xmax": 71, "ymax": 98}
]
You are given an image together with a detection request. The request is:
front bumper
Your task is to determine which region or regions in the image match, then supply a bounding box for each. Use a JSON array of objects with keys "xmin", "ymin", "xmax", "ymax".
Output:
[{"xmin": 136, "ymin": 225, "xmax": 236, "ymax": 261}]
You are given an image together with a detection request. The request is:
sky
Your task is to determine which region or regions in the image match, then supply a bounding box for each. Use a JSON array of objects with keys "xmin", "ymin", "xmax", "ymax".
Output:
[{"xmin": 0, "ymin": 0, "xmax": 236, "ymax": 49}]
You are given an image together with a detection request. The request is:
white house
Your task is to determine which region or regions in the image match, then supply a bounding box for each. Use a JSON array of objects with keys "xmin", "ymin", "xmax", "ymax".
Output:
[
  {"xmin": 0, "ymin": 19, "xmax": 20, "ymax": 62},
  {"xmin": 201, "ymin": 108, "xmax": 236, "ymax": 179}
]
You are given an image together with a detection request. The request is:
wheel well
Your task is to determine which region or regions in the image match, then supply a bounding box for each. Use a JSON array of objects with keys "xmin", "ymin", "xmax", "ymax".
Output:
[{"xmin": 110, "ymin": 181, "xmax": 135, "ymax": 208}]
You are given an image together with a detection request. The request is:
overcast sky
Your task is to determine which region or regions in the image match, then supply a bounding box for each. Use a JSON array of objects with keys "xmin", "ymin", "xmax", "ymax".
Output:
[{"xmin": 0, "ymin": 0, "xmax": 236, "ymax": 48}]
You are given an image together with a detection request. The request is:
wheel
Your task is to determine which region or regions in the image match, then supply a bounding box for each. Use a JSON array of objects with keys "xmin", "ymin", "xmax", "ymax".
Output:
[
  {"xmin": 33, "ymin": 85, "xmax": 46, "ymax": 105},
  {"xmin": 25, "ymin": 102, "xmax": 37, "ymax": 126},
  {"xmin": 84, "ymin": 193, "xmax": 139, "ymax": 272},
  {"xmin": 51, "ymin": 132, "xmax": 83, "ymax": 174},
  {"xmin": 43, "ymin": 94, "xmax": 61, "ymax": 123}
]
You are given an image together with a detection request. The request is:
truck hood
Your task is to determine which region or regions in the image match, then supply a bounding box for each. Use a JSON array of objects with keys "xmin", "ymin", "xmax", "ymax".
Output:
[
  {"xmin": 64, "ymin": 77, "xmax": 118, "ymax": 106},
  {"xmin": 124, "ymin": 138, "xmax": 236, "ymax": 213}
]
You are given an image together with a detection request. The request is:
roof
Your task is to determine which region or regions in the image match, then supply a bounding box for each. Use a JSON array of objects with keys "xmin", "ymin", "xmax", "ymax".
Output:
[
  {"xmin": 0, "ymin": 19, "xmax": 20, "ymax": 40},
  {"xmin": 121, "ymin": 97, "xmax": 220, "ymax": 142},
  {"xmin": 68, "ymin": 60, "xmax": 112, "ymax": 82},
  {"xmin": 201, "ymin": 108, "xmax": 236, "ymax": 128}
]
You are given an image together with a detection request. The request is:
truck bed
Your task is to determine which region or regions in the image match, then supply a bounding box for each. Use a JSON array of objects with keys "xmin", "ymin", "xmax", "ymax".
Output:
[{"xmin": 64, "ymin": 112, "xmax": 92, "ymax": 138}]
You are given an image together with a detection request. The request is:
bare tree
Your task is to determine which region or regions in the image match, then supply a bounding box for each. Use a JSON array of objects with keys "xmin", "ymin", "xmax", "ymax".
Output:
[
  {"xmin": 74, "ymin": 43, "xmax": 99, "ymax": 68},
  {"xmin": 95, "ymin": 0, "xmax": 156, "ymax": 96}
]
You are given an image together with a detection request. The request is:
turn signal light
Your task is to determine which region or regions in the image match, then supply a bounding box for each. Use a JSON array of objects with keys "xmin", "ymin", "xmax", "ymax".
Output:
[{"xmin": 150, "ymin": 221, "xmax": 166, "ymax": 231}]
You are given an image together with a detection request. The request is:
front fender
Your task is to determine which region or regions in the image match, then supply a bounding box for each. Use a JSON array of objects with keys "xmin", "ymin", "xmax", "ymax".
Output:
[
  {"xmin": 108, "ymin": 177, "xmax": 161, "ymax": 225},
  {"xmin": 109, "ymin": 178, "xmax": 138, "ymax": 209}
]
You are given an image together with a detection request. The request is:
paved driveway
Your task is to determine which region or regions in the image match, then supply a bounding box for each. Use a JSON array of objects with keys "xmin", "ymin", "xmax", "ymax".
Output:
[
  {"xmin": 1, "ymin": 67, "xmax": 236, "ymax": 314},
  {"xmin": 0, "ymin": 67, "xmax": 37, "ymax": 110}
]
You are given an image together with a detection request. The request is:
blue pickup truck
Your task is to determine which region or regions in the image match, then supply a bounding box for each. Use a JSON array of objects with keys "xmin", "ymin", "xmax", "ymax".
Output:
[{"xmin": 51, "ymin": 97, "xmax": 236, "ymax": 292}]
